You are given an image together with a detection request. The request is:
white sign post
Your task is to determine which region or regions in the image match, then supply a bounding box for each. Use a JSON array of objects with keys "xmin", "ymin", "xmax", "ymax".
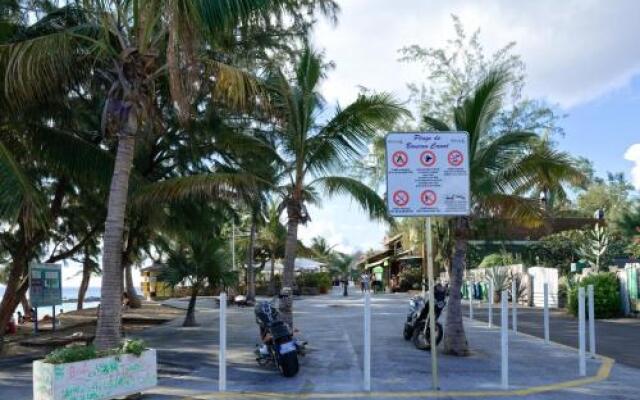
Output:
[{"xmin": 386, "ymin": 132, "xmax": 470, "ymax": 391}]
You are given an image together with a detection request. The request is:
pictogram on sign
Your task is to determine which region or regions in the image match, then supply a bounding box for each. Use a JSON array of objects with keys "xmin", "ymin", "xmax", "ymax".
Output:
[
  {"xmin": 391, "ymin": 150, "xmax": 408, "ymax": 168},
  {"xmin": 392, "ymin": 190, "xmax": 410, "ymax": 207},
  {"xmin": 447, "ymin": 150, "xmax": 464, "ymax": 166},
  {"xmin": 420, "ymin": 190, "xmax": 437, "ymax": 207},
  {"xmin": 420, "ymin": 150, "xmax": 437, "ymax": 167}
]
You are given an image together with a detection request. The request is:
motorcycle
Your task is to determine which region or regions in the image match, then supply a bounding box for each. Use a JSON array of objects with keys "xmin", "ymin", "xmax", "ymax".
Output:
[
  {"xmin": 402, "ymin": 284, "xmax": 447, "ymax": 350},
  {"xmin": 254, "ymin": 301, "xmax": 304, "ymax": 377}
]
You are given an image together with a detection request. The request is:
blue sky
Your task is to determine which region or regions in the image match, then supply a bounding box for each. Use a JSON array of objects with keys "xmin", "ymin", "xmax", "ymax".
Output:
[{"xmin": 297, "ymin": 0, "xmax": 640, "ymax": 255}]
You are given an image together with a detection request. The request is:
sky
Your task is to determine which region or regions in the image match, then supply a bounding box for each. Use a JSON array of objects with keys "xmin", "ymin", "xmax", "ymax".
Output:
[
  {"xmin": 296, "ymin": 0, "xmax": 640, "ymax": 255},
  {"xmin": 55, "ymin": 0, "xmax": 640, "ymax": 288}
]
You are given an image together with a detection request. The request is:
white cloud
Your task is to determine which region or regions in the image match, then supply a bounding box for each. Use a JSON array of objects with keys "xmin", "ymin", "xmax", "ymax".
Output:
[
  {"xmin": 298, "ymin": 200, "xmax": 388, "ymax": 254},
  {"xmin": 625, "ymin": 144, "xmax": 640, "ymax": 190},
  {"xmin": 312, "ymin": 0, "xmax": 640, "ymax": 109}
]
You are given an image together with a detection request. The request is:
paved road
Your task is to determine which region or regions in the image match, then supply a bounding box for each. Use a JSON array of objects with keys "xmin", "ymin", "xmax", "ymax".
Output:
[
  {"xmin": 2, "ymin": 292, "xmax": 640, "ymax": 399},
  {"xmin": 466, "ymin": 301, "xmax": 640, "ymax": 368}
]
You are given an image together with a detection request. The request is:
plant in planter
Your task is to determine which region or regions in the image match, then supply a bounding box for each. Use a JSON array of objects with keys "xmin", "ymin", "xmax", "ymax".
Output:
[{"xmin": 34, "ymin": 340, "xmax": 156, "ymax": 400}]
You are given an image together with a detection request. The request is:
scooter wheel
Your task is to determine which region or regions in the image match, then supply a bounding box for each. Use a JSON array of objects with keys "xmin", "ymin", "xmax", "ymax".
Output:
[
  {"xmin": 412, "ymin": 322, "xmax": 443, "ymax": 351},
  {"xmin": 403, "ymin": 325, "xmax": 412, "ymax": 341},
  {"xmin": 278, "ymin": 351, "xmax": 299, "ymax": 377},
  {"xmin": 412, "ymin": 322, "xmax": 430, "ymax": 350}
]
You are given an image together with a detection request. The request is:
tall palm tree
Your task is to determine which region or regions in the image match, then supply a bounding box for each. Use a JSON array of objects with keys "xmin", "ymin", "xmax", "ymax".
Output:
[
  {"xmin": 266, "ymin": 47, "xmax": 409, "ymax": 325},
  {"xmin": 330, "ymin": 252, "xmax": 355, "ymax": 297},
  {"xmin": 1, "ymin": 1, "xmax": 337, "ymax": 349},
  {"xmin": 259, "ymin": 202, "xmax": 287, "ymax": 295},
  {"xmin": 422, "ymin": 70, "xmax": 582, "ymax": 355}
]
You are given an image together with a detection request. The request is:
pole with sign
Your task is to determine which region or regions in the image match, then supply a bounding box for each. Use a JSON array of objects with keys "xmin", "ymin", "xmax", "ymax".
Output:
[
  {"xmin": 29, "ymin": 263, "xmax": 62, "ymax": 333},
  {"xmin": 386, "ymin": 132, "xmax": 470, "ymax": 390}
]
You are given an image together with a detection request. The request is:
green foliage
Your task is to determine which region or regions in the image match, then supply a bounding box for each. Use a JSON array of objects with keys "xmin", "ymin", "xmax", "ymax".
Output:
[
  {"xmin": 568, "ymin": 273, "xmax": 621, "ymax": 318},
  {"xmin": 397, "ymin": 267, "xmax": 422, "ymax": 291},
  {"xmin": 479, "ymin": 251, "xmax": 515, "ymax": 268},
  {"xmin": 44, "ymin": 345, "xmax": 98, "ymax": 364},
  {"xmin": 295, "ymin": 272, "xmax": 332, "ymax": 292},
  {"xmin": 577, "ymin": 172, "xmax": 633, "ymax": 223},
  {"xmin": 579, "ymin": 224, "xmax": 609, "ymax": 272},
  {"xmin": 533, "ymin": 230, "xmax": 586, "ymax": 274},
  {"xmin": 485, "ymin": 266, "xmax": 511, "ymax": 293},
  {"xmin": 44, "ymin": 340, "xmax": 147, "ymax": 364}
]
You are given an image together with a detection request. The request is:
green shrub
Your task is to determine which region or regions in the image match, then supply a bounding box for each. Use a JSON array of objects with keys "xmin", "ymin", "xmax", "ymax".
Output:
[
  {"xmin": 45, "ymin": 345, "xmax": 98, "ymax": 364},
  {"xmin": 296, "ymin": 272, "xmax": 332, "ymax": 293},
  {"xmin": 44, "ymin": 339, "xmax": 147, "ymax": 364},
  {"xmin": 568, "ymin": 273, "xmax": 620, "ymax": 319}
]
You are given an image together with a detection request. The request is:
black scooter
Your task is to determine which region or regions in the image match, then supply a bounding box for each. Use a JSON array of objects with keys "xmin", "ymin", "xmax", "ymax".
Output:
[
  {"xmin": 254, "ymin": 301, "xmax": 304, "ymax": 377},
  {"xmin": 403, "ymin": 284, "xmax": 446, "ymax": 350}
]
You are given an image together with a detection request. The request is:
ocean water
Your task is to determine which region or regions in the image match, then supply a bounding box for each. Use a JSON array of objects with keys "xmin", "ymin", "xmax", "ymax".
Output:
[{"xmin": 0, "ymin": 285, "xmax": 102, "ymax": 319}]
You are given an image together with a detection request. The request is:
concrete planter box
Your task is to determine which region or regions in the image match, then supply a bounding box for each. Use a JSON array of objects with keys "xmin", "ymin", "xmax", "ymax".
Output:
[{"xmin": 33, "ymin": 349, "xmax": 157, "ymax": 400}]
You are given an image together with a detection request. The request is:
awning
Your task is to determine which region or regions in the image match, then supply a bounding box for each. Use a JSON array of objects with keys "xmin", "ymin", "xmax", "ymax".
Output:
[
  {"xmin": 397, "ymin": 255, "xmax": 421, "ymax": 261},
  {"xmin": 366, "ymin": 257, "xmax": 390, "ymax": 269}
]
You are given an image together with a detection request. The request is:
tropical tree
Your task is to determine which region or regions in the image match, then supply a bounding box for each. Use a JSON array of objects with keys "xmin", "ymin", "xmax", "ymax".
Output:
[
  {"xmin": 310, "ymin": 236, "xmax": 336, "ymax": 262},
  {"xmin": 421, "ymin": 69, "xmax": 584, "ymax": 356},
  {"xmin": 259, "ymin": 202, "xmax": 287, "ymax": 296},
  {"xmin": 329, "ymin": 252, "xmax": 355, "ymax": 296},
  {"xmin": 1, "ymin": 1, "xmax": 337, "ymax": 349},
  {"xmin": 266, "ymin": 47, "xmax": 408, "ymax": 325}
]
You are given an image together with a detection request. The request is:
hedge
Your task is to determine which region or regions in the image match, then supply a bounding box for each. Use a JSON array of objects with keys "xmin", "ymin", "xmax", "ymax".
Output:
[{"xmin": 568, "ymin": 272, "xmax": 621, "ymax": 319}]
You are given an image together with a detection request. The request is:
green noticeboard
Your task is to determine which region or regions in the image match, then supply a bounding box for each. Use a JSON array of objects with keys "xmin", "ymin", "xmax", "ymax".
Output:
[{"xmin": 29, "ymin": 263, "xmax": 62, "ymax": 307}]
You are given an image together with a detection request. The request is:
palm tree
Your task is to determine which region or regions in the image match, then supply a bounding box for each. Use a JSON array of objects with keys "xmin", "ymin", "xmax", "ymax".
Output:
[
  {"xmin": 310, "ymin": 236, "xmax": 336, "ymax": 262},
  {"xmin": 1, "ymin": 1, "xmax": 337, "ymax": 349},
  {"xmin": 266, "ymin": 47, "xmax": 409, "ymax": 325},
  {"xmin": 423, "ymin": 69, "xmax": 583, "ymax": 356},
  {"xmin": 330, "ymin": 252, "xmax": 355, "ymax": 296},
  {"xmin": 512, "ymin": 134, "xmax": 587, "ymax": 213},
  {"xmin": 162, "ymin": 233, "xmax": 233, "ymax": 327},
  {"xmin": 259, "ymin": 202, "xmax": 287, "ymax": 296}
]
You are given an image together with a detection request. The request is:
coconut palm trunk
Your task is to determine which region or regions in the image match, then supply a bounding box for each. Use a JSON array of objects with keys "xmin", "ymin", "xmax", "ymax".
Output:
[
  {"xmin": 269, "ymin": 254, "xmax": 277, "ymax": 296},
  {"xmin": 280, "ymin": 205, "xmax": 300, "ymax": 327},
  {"xmin": 77, "ymin": 266, "xmax": 91, "ymax": 311},
  {"xmin": 0, "ymin": 261, "xmax": 28, "ymax": 350},
  {"xmin": 183, "ymin": 284, "xmax": 199, "ymax": 327},
  {"xmin": 246, "ymin": 216, "xmax": 257, "ymax": 302},
  {"xmin": 444, "ymin": 218, "xmax": 470, "ymax": 356},
  {"xmin": 95, "ymin": 133, "xmax": 136, "ymax": 350}
]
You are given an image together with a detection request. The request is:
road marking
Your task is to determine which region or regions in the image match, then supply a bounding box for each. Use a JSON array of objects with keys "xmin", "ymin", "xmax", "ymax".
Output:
[{"xmin": 188, "ymin": 356, "xmax": 614, "ymax": 399}]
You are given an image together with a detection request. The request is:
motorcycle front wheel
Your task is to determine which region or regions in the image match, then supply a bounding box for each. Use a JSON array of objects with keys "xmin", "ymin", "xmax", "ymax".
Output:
[
  {"xmin": 412, "ymin": 321, "xmax": 443, "ymax": 351},
  {"xmin": 278, "ymin": 351, "xmax": 299, "ymax": 377}
]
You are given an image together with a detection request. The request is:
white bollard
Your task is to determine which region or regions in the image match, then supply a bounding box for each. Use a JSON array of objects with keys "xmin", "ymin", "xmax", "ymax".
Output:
[
  {"xmin": 511, "ymin": 279, "xmax": 517, "ymax": 335},
  {"xmin": 469, "ymin": 282, "xmax": 474, "ymax": 319},
  {"xmin": 578, "ymin": 287, "xmax": 586, "ymax": 376},
  {"xmin": 488, "ymin": 281, "xmax": 494, "ymax": 328},
  {"xmin": 543, "ymin": 283, "xmax": 550, "ymax": 344},
  {"xmin": 219, "ymin": 292, "xmax": 227, "ymax": 391},
  {"xmin": 364, "ymin": 290, "xmax": 371, "ymax": 391},
  {"xmin": 588, "ymin": 285, "xmax": 596, "ymax": 357},
  {"xmin": 501, "ymin": 290, "xmax": 509, "ymax": 389}
]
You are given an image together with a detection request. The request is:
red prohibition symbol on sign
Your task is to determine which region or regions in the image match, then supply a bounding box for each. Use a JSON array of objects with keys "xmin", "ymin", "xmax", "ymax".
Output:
[
  {"xmin": 420, "ymin": 150, "xmax": 437, "ymax": 167},
  {"xmin": 391, "ymin": 150, "xmax": 408, "ymax": 168},
  {"xmin": 421, "ymin": 190, "xmax": 437, "ymax": 207},
  {"xmin": 448, "ymin": 150, "xmax": 464, "ymax": 166},
  {"xmin": 392, "ymin": 190, "xmax": 410, "ymax": 207}
]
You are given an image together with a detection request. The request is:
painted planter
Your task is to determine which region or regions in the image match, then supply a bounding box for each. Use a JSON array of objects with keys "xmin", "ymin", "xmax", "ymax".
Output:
[{"xmin": 33, "ymin": 349, "xmax": 157, "ymax": 400}]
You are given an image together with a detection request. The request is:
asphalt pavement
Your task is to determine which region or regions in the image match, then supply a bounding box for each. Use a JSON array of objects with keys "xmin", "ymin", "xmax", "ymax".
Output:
[{"xmin": 465, "ymin": 300, "xmax": 640, "ymax": 369}]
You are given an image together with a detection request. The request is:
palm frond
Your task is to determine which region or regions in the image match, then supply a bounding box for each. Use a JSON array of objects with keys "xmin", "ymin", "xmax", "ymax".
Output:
[
  {"xmin": 0, "ymin": 139, "xmax": 47, "ymax": 232},
  {"xmin": 306, "ymin": 93, "xmax": 409, "ymax": 176},
  {"xmin": 1, "ymin": 6, "xmax": 102, "ymax": 109},
  {"xmin": 423, "ymin": 116, "xmax": 451, "ymax": 132},
  {"xmin": 131, "ymin": 173, "xmax": 265, "ymax": 208},
  {"xmin": 312, "ymin": 176, "xmax": 389, "ymax": 221}
]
